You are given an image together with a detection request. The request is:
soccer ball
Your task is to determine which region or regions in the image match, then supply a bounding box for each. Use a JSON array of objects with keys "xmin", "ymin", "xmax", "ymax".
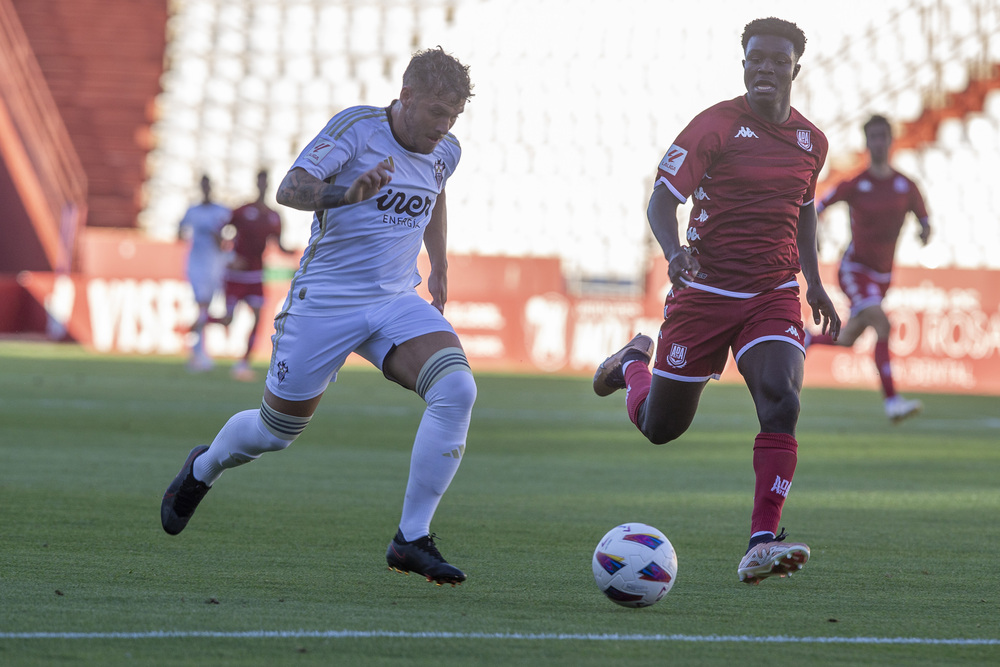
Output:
[{"xmin": 592, "ymin": 522, "xmax": 677, "ymax": 608}]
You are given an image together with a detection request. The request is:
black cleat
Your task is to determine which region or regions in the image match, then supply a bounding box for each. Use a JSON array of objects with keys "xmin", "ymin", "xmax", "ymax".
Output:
[
  {"xmin": 161, "ymin": 445, "xmax": 211, "ymax": 535},
  {"xmin": 386, "ymin": 530, "xmax": 467, "ymax": 586}
]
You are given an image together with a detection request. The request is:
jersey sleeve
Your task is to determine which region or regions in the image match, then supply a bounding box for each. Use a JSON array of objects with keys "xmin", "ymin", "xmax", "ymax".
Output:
[
  {"xmin": 908, "ymin": 178, "xmax": 929, "ymax": 221},
  {"xmin": 654, "ymin": 107, "xmax": 726, "ymax": 203},
  {"xmin": 816, "ymin": 177, "xmax": 852, "ymax": 214},
  {"xmin": 439, "ymin": 137, "xmax": 462, "ymax": 192},
  {"xmin": 802, "ymin": 130, "xmax": 828, "ymax": 206},
  {"xmin": 178, "ymin": 208, "xmax": 193, "ymax": 233},
  {"xmin": 290, "ymin": 108, "xmax": 367, "ymax": 181}
]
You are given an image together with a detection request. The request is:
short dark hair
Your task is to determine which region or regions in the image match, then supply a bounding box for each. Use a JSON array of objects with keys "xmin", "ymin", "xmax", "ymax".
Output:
[
  {"xmin": 402, "ymin": 46, "xmax": 474, "ymax": 104},
  {"xmin": 864, "ymin": 114, "xmax": 892, "ymax": 136},
  {"xmin": 741, "ymin": 17, "xmax": 807, "ymax": 60}
]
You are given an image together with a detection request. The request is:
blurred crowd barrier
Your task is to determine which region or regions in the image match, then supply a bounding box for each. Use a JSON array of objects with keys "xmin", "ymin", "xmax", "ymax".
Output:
[{"xmin": 10, "ymin": 230, "xmax": 1000, "ymax": 396}]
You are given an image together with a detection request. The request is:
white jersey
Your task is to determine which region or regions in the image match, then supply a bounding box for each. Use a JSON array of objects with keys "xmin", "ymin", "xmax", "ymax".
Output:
[
  {"xmin": 282, "ymin": 105, "xmax": 461, "ymax": 313},
  {"xmin": 178, "ymin": 201, "xmax": 230, "ymax": 275}
]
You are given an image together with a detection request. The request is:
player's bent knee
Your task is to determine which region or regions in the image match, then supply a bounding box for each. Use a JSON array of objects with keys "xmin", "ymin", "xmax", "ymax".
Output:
[
  {"xmin": 256, "ymin": 400, "xmax": 311, "ymax": 452},
  {"xmin": 643, "ymin": 425, "xmax": 686, "ymax": 446},
  {"xmin": 416, "ymin": 347, "xmax": 476, "ymax": 411}
]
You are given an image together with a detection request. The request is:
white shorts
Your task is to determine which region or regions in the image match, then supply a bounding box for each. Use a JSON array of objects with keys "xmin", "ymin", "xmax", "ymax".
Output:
[
  {"xmin": 264, "ymin": 291, "xmax": 456, "ymax": 401},
  {"xmin": 187, "ymin": 267, "xmax": 222, "ymax": 304}
]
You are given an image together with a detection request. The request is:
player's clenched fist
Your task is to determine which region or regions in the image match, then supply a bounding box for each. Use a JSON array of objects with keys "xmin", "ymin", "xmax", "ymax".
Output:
[{"xmin": 346, "ymin": 161, "xmax": 395, "ymax": 204}]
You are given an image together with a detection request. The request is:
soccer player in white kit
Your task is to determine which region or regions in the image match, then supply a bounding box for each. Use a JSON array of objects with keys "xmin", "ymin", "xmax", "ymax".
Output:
[
  {"xmin": 177, "ymin": 174, "xmax": 230, "ymax": 371},
  {"xmin": 161, "ymin": 48, "xmax": 476, "ymax": 586}
]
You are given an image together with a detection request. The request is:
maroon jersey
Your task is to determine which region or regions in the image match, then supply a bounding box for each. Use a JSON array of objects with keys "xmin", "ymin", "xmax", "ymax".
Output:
[
  {"xmin": 656, "ymin": 96, "xmax": 828, "ymax": 296},
  {"xmin": 817, "ymin": 168, "xmax": 928, "ymax": 275},
  {"xmin": 227, "ymin": 202, "xmax": 281, "ymax": 278}
]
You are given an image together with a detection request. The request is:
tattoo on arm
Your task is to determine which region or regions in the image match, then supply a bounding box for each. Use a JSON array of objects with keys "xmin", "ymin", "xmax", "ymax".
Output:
[{"xmin": 277, "ymin": 169, "xmax": 349, "ymax": 211}]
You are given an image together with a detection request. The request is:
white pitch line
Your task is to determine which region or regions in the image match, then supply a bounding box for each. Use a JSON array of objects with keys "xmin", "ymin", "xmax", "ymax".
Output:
[{"xmin": 0, "ymin": 631, "xmax": 997, "ymax": 645}]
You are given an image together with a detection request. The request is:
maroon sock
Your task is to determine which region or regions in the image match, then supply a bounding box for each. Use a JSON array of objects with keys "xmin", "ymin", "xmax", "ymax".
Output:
[
  {"xmin": 244, "ymin": 329, "xmax": 258, "ymax": 362},
  {"xmin": 623, "ymin": 360, "xmax": 652, "ymax": 428},
  {"xmin": 874, "ymin": 340, "xmax": 895, "ymax": 398},
  {"xmin": 750, "ymin": 432, "xmax": 798, "ymax": 536}
]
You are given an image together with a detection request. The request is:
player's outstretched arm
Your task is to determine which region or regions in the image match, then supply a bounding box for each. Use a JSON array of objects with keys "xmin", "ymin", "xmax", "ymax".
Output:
[
  {"xmin": 276, "ymin": 163, "xmax": 394, "ymax": 211},
  {"xmin": 648, "ymin": 184, "xmax": 698, "ymax": 290},
  {"xmin": 797, "ymin": 203, "xmax": 841, "ymax": 339}
]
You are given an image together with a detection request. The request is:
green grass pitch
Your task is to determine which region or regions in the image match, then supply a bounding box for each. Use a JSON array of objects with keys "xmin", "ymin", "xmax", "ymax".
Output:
[{"xmin": 1, "ymin": 341, "xmax": 998, "ymax": 665}]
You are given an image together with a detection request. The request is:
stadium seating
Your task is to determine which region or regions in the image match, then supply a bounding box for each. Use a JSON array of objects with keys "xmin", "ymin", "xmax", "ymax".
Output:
[{"xmin": 140, "ymin": 0, "xmax": 1000, "ymax": 287}]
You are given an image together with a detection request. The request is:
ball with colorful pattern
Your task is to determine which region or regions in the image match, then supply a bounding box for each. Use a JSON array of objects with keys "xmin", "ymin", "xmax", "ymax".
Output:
[{"xmin": 592, "ymin": 522, "xmax": 677, "ymax": 608}]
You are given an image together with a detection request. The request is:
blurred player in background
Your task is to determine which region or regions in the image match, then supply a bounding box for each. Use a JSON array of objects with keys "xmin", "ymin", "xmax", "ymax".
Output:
[
  {"xmin": 177, "ymin": 174, "xmax": 230, "ymax": 372},
  {"xmin": 162, "ymin": 47, "xmax": 476, "ymax": 587},
  {"xmin": 807, "ymin": 114, "xmax": 931, "ymax": 423},
  {"xmin": 594, "ymin": 18, "xmax": 840, "ymax": 585},
  {"xmin": 211, "ymin": 169, "xmax": 291, "ymax": 381}
]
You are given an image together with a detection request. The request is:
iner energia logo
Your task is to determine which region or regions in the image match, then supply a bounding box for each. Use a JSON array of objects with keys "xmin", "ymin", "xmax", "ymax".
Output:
[{"xmin": 375, "ymin": 189, "xmax": 433, "ymax": 217}]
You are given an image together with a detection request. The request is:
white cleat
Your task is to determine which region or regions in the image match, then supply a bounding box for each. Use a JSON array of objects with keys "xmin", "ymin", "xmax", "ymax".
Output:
[
  {"xmin": 738, "ymin": 537, "xmax": 810, "ymax": 585},
  {"xmin": 885, "ymin": 395, "xmax": 923, "ymax": 424},
  {"xmin": 230, "ymin": 360, "xmax": 256, "ymax": 382}
]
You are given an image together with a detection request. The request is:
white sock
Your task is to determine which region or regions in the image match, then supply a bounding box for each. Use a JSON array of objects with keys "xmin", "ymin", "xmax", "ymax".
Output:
[
  {"xmin": 397, "ymin": 370, "xmax": 476, "ymax": 541},
  {"xmin": 192, "ymin": 308, "xmax": 209, "ymax": 356},
  {"xmin": 193, "ymin": 405, "xmax": 307, "ymax": 485}
]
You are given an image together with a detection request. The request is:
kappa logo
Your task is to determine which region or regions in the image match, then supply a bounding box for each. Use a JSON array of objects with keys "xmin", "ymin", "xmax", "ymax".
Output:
[
  {"xmin": 771, "ymin": 475, "xmax": 792, "ymax": 497},
  {"xmin": 686, "ymin": 227, "xmax": 701, "ymax": 241},
  {"xmin": 785, "ymin": 326, "xmax": 800, "ymax": 339},
  {"xmin": 661, "ymin": 144, "xmax": 688, "ymax": 175},
  {"xmin": 693, "ymin": 186, "xmax": 710, "ymax": 201},
  {"xmin": 693, "ymin": 209, "xmax": 709, "ymax": 223},
  {"xmin": 666, "ymin": 343, "xmax": 688, "ymax": 368},
  {"xmin": 734, "ymin": 126, "xmax": 759, "ymax": 139},
  {"xmin": 306, "ymin": 140, "xmax": 334, "ymax": 165}
]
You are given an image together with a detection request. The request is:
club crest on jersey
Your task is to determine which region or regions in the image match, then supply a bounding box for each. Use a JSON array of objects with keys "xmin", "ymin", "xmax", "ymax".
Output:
[
  {"xmin": 661, "ymin": 144, "xmax": 687, "ymax": 175},
  {"xmin": 383, "ymin": 155, "xmax": 395, "ymax": 170},
  {"xmin": 434, "ymin": 159, "xmax": 446, "ymax": 190},
  {"xmin": 797, "ymin": 129, "xmax": 813, "ymax": 151},
  {"xmin": 306, "ymin": 140, "xmax": 334, "ymax": 165},
  {"xmin": 666, "ymin": 343, "xmax": 688, "ymax": 369}
]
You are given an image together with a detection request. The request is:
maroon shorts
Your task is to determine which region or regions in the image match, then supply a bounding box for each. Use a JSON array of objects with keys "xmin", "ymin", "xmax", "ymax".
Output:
[
  {"xmin": 224, "ymin": 280, "xmax": 265, "ymax": 309},
  {"xmin": 838, "ymin": 262, "xmax": 890, "ymax": 317},
  {"xmin": 653, "ymin": 287, "xmax": 805, "ymax": 382}
]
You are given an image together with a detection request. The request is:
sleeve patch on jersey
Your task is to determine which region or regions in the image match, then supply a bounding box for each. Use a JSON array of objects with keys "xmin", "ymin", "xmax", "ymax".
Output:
[
  {"xmin": 305, "ymin": 140, "xmax": 335, "ymax": 165},
  {"xmin": 660, "ymin": 144, "xmax": 688, "ymax": 175}
]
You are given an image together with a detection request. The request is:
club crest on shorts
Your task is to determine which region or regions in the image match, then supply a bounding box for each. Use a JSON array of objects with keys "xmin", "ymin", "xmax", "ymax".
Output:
[
  {"xmin": 666, "ymin": 343, "xmax": 688, "ymax": 368},
  {"xmin": 276, "ymin": 360, "xmax": 289, "ymax": 383}
]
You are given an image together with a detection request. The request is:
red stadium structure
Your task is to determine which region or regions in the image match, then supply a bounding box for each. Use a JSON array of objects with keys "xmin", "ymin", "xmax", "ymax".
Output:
[{"xmin": 1, "ymin": 0, "xmax": 999, "ymax": 395}]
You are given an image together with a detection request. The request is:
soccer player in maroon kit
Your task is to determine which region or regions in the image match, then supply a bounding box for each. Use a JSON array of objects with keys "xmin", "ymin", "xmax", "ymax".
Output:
[
  {"xmin": 214, "ymin": 169, "xmax": 293, "ymax": 381},
  {"xmin": 808, "ymin": 114, "xmax": 931, "ymax": 423},
  {"xmin": 594, "ymin": 17, "xmax": 841, "ymax": 585}
]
